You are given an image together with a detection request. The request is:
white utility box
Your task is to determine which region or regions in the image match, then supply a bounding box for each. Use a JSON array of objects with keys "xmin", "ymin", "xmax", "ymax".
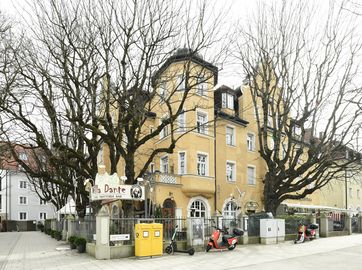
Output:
[
  {"xmin": 275, "ymin": 219, "xmax": 285, "ymax": 242},
  {"xmin": 260, "ymin": 219, "xmax": 277, "ymax": 244}
]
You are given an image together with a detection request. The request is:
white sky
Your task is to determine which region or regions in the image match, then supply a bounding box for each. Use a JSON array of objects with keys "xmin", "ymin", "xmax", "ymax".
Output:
[{"xmin": 1, "ymin": 0, "xmax": 361, "ymax": 89}]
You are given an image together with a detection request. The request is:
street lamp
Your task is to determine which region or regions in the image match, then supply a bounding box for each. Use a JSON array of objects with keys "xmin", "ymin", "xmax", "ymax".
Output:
[{"xmin": 138, "ymin": 174, "xmax": 155, "ymax": 218}]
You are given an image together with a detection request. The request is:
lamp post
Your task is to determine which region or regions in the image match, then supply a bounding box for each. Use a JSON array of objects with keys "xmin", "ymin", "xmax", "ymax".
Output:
[
  {"xmin": 138, "ymin": 173, "xmax": 155, "ymax": 219},
  {"xmin": 345, "ymin": 169, "xmax": 348, "ymax": 210}
]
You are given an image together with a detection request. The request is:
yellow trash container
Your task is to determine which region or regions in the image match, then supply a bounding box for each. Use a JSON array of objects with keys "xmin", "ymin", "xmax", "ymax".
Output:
[
  {"xmin": 135, "ymin": 223, "xmax": 163, "ymax": 257},
  {"xmin": 151, "ymin": 223, "xmax": 163, "ymax": 256}
]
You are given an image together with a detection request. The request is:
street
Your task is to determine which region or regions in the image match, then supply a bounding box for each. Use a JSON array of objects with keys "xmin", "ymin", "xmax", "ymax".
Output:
[{"xmin": 1, "ymin": 232, "xmax": 362, "ymax": 270}]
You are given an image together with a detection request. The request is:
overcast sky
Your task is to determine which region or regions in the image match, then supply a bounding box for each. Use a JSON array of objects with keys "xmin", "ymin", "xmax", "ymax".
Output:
[{"xmin": 1, "ymin": 0, "xmax": 361, "ymax": 88}]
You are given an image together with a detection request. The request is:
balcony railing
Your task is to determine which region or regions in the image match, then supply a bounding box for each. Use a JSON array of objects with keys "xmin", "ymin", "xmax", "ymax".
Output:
[{"xmin": 156, "ymin": 173, "xmax": 177, "ymax": 184}]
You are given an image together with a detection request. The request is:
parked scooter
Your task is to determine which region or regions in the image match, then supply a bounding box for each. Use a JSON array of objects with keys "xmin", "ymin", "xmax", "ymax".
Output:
[
  {"xmin": 206, "ymin": 225, "xmax": 243, "ymax": 252},
  {"xmin": 165, "ymin": 225, "xmax": 195, "ymax": 255},
  {"xmin": 294, "ymin": 223, "xmax": 319, "ymax": 244}
]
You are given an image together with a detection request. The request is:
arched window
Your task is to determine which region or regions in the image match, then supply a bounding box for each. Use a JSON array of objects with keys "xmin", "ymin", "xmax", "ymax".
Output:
[
  {"xmin": 190, "ymin": 200, "xmax": 206, "ymax": 218},
  {"xmin": 223, "ymin": 201, "xmax": 237, "ymax": 218}
]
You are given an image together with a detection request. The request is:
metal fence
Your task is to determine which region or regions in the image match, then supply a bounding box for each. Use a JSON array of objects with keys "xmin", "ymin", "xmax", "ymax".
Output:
[
  {"xmin": 109, "ymin": 217, "xmax": 187, "ymax": 244},
  {"xmin": 283, "ymin": 215, "xmax": 309, "ymax": 235},
  {"xmin": 328, "ymin": 215, "xmax": 345, "ymax": 232},
  {"xmin": 72, "ymin": 218, "xmax": 96, "ymax": 242},
  {"xmin": 352, "ymin": 216, "xmax": 359, "ymax": 233}
]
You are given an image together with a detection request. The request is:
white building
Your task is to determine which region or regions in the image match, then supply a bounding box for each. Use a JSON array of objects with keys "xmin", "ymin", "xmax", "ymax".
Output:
[{"xmin": 0, "ymin": 169, "xmax": 56, "ymax": 223}]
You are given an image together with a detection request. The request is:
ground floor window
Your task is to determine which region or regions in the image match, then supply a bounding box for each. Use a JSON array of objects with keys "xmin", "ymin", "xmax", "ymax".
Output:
[
  {"xmin": 190, "ymin": 200, "xmax": 206, "ymax": 218},
  {"xmin": 223, "ymin": 201, "xmax": 237, "ymax": 218}
]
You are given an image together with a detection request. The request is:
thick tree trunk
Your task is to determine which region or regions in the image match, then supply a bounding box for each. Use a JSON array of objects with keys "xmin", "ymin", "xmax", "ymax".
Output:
[{"xmin": 263, "ymin": 173, "xmax": 280, "ymax": 217}]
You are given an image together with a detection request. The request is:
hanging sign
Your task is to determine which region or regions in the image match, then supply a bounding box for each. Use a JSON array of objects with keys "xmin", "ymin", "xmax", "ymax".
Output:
[{"xmin": 90, "ymin": 173, "xmax": 144, "ymax": 201}]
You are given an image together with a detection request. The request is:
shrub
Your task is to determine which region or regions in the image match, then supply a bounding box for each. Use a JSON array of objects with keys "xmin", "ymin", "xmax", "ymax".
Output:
[
  {"xmin": 75, "ymin": 237, "xmax": 87, "ymax": 246},
  {"xmin": 37, "ymin": 223, "xmax": 44, "ymax": 232},
  {"xmin": 68, "ymin": 236, "xmax": 77, "ymax": 249}
]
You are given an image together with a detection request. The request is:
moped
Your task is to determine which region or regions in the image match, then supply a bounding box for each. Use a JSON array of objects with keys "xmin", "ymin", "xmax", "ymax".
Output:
[
  {"xmin": 206, "ymin": 226, "xmax": 243, "ymax": 252},
  {"xmin": 294, "ymin": 223, "xmax": 318, "ymax": 244}
]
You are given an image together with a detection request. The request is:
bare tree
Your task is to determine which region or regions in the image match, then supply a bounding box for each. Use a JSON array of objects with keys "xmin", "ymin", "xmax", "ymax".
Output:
[
  {"xmin": 235, "ymin": 1, "xmax": 362, "ymax": 215},
  {"xmin": 0, "ymin": 0, "xmax": 228, "ymax": 216}
]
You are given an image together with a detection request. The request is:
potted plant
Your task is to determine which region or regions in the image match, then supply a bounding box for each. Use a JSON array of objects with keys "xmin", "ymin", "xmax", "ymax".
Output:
[
  {"xmin": 68, "ymin": 236, "xmax": 77, "ymax": 249},
  {"xmin": 54, "ymin": 230, "xmax": 62, "ymax": 241},
  {"xmin": 37, "ymin": 223, "xmax": 45, "ymax": 232},
  {"xmin": 75, "ymin": 237, "xmax": 87, "ymax": 253}
]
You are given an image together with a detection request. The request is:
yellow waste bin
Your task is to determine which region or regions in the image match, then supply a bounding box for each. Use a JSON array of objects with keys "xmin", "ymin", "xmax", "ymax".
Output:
[
  {"xmin": 135, "ymin": 223, "xmax": 163, "ymax": 257},
  {"xmin": 151, "ymin": 223, "xmax": 163, "ymax": 256}
]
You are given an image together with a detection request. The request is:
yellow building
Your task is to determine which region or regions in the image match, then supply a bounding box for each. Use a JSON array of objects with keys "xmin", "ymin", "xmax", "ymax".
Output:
[{"xmin": 101, "ymin": 49, "xmax": 361, "ymax": 220}]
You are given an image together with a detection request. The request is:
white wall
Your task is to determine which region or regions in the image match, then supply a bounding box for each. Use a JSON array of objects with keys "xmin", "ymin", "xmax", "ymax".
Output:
[{"xmin": 0, "ymin": 170, "xmax": 56, "ymax": 221}]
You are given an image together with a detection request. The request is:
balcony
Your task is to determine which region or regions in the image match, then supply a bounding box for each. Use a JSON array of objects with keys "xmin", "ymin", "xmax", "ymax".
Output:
[
  {"xmin": 154, "ymin": 173, "xmax": 179, "ymax": 185},
  {"xmin": 181, "ymin": 175, "xmax": 215, "ymax": 198}
]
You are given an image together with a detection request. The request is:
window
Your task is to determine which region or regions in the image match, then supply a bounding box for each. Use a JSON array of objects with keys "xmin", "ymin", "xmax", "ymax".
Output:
[
  {"xmin": 358, "ymin": 190, "xmax": 360, "ymax": 199},
  {"xmin": 196, "ymin": 77, "xmax": 207, "ymax": 96},
  {"xmin": 177, "ymin": 111, "xmax": 186, "ymax": 132},
  {"xmin": 159, "ymin": 82, "xmax": 166, "ymax": 101},
  {"xmin": 150, "ymin": 163, "xmax": 155, "ymax": 173},
  {"xmin": 223, "ymin": 201, "xmax": 237, "ymax": 218},
  {"xmin": 226, "ymin": 162, "xmax": 236, "ymax": 182},
  {"xmin": 39, "ymin": 212, "xmax": 47, "ymax": 220},
  {"xmin": 176, "ymin": 75, "xmax": 185, "ymax": 91},
  {"xmin": 247, "ymin": 133, "xmax": 256, "ymax": 152},
  {"xmin": 150, "ymin": 126, "xmax": 154, "ymax": 134},
  {"xmin": 349, "ymin": 188, "xmax": 353, "ymax": 198},
  {"xmin": 247, "ymin": 166, "xmax": 256, "ymax": 185},
  {"xmin": 160, "ymin": 156, "xmax": 169, "ymax": 173},
  {"xmin": 226, "ymin": 126, "xmax": 235, "ymax": 146},
  {"xmin": 178, "ymin": 152, "xmax": 186, "ymax": 175},
  {"xmin": 222, "ymin": 93, "xmax": 234, "ymax": 110},
  {"xmin": 190, "ymin": 200, "xmax": 206, "ymax": 218},
  {"xmin": 196, "ymin": 111, "xmax": 207, "ymax": 134},
  {"xmin": 19, "ymin": 181, "xmax": 27, "ymax": 189},
  {"xmin": 19, "ymin": 212, "xmax": 27, "ymax": 220},
  {"xmin": 40, "ymin": 199, "xmax": 46, "ymax": 205},
  {"xmin": 19, "ymin": 152, "xmax": 28, "ymax": 161},
  {"xmin": 282, "ymin": 143, "xmax": 287, "ymax": 159},
  {"xmin": 197, "ymin": 154, "xmax": 207, "ymax": 176},
  {"xmin": 19, "ymin": 196, "xmax": 27, "ymax": 205},
  {"xmin": 160, "ymin": 116, "xmax": 170, "ymax": 139}
]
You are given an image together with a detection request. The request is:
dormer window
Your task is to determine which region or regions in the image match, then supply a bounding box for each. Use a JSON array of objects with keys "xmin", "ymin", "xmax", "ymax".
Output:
[{"xmin": 222, "ymin": 93, "xmax": 234, "ymax": 110}]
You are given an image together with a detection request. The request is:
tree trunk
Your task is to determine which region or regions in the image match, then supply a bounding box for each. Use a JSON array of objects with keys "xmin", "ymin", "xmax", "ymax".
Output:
[{"xmin": 263, "ymin": 173, "xmax": 280, "ymax": 217}]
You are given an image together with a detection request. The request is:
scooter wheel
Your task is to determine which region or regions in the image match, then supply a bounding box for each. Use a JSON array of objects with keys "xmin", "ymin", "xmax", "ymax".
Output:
[
  {"xmin": 165, "ymin": 246, "xmax": 173, "ymax": 254},
  {"xmin": 206, "ymin": 245, "xmax": 211, "ymax": 252},
  {"xmin": 188, "ymin": 248, "xmax": 195, "ymax": 255},
  {"xmin": 228, "ymin": 244, "xmax": 236, "ymax": 251}
]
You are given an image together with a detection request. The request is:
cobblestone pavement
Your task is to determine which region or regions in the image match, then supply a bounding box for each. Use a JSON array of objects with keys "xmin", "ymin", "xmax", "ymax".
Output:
[{"xmin": 1, "ymin": 231, "xmax": 362, "ymax": 270}]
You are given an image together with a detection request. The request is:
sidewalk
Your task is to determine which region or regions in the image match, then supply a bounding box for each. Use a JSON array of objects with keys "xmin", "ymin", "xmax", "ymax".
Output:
[{"xmin": 1, "ymin": 231, "xmax": 362, "ymax": 270}]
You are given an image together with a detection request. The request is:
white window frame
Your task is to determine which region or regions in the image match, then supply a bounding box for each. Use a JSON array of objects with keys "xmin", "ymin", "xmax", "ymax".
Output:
[
  {"xmin": 247, "ymin": 165, "xmax": 256, "ymax": 185},
  {"xmin": 222, "ymin": 93, "xmax": 234, "ymax": 110},
  {"xmin": 189, "ymin": 200, "xmax": 206, "ymax": 218},
  {"xmin": 39, "ymin": 212, "xmax": 47, "ymax": 220},
  {"xmin": 358, "ymin": 189, "xmax": 360, "ymax": 199},
  {"xmin": 196, "ymin": 110, "xmax": 208, "ymax": 135},
  {"xmin": 176, "ymin": 74, "xmax": 185, "ymax": 91},
  {"xmin": 19, "ymin": 180, "xmax": 27, "ymax": 189},
  {"xmin": 159, "ymin": 81, "xmax": 167, "ymax": 102},
  {"xmin": 177, "ymin": 110, "xmax": 186, "ymax": 133},
  {"xmin": 197, "ymin": 152, "xmax": 209, "ymax": 176},
  {"xmin": 40, "ymin": 199, "xmax": 46, "ymax": 205},
  {"xmin": 226, "ymin": 161, "xmax": 236, "ymax": 182},
  {"xmin": 159, "ymin": 115, "xmax": 170, "ymax": 139},
  {"xmin": 19, "ymin": 196, "xmax": 27, "ymax": 205},
  {"xmin": 19, "ymin": 212, "xmax": 27, "ymax": 220},
  {"xmin": 226, "ymin": 125, "xmax": 235, "ymax": 146},
  {"xmin": 149, "ymin": 163, "xmax": 155, "ymax": 173},
  {"xmin": 349, "ymin": 187, "xmax": 353, "ymax": 198},
  {"xmin": 196, "ymin": 76, "xmax": 207, "ymax": 96},
  {"xmin": 223, "ymin": 201, "xmax": 237, "ymax": 218},
  {"xmin": 178, "ymin": 151, "xmax": 187, "ymax": 175},
  {"xmin": 160, "ymin": 155, "xmax": 169, "ymax": 174},
  {"xmin": 247, "ymin": 132, "xmax": 256, "ymax": 152}
]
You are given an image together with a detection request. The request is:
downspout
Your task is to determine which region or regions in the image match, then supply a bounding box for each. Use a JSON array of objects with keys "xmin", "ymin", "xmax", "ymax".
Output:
[{"xmin": 214, "ymin": 113, "xmax": 217, "ymax": 214}]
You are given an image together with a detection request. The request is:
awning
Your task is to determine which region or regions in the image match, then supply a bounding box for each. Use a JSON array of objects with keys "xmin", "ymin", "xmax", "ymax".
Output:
[{"xmin": 282, "ymin": 203, "xmax": 351, "ymax": 213}]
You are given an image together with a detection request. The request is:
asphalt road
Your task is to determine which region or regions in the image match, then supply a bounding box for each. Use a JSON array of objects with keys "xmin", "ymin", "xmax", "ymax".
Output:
[{"xmin": 1, "ymin": 231, "xmax": 362, "ymax": 269}]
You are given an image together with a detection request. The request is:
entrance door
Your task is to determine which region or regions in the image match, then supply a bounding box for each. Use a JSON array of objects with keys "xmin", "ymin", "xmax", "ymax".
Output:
[{"xmin": 162, "ymin": 199, "xmax": 175, "ymax": 218}]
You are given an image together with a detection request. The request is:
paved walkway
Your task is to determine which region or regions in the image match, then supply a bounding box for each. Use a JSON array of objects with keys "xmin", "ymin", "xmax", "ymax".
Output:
[{"xmin": 1, "ymin": 231, "xmax": 362, "ymax": 269}]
